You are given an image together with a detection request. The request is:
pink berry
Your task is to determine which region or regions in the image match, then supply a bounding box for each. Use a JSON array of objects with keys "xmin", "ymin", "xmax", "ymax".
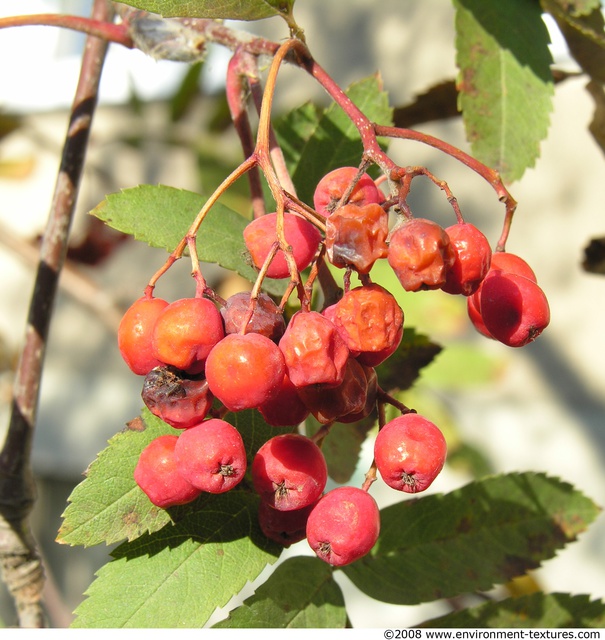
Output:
[
  {"xmin": 173, "ymin": 419, "xmax": 247, "ymax": 493},
  {"xmin": 251, "ymin": 434, "xmax": 327, "ymax": 511},
  {"xmin": 243, "ymin": 212, "xmax": 322, "ymax": 279},
  {"xmin": 374, "ymin": 413, "xmax": 447, "ymax": 493},
  {"xmin": 134, "ymin": 435, "xmax": 201, "ymax": 508},
  {"xmin": 313, "ymin": 166, "xmax": 384, "ymax": 217},
  {"xmin": 306, "ymin": 486, "xmax": 380, "ymax": 566}
]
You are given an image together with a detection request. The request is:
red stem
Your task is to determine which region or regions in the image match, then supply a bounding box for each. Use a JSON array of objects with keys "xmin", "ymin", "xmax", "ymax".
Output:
[{"xmin": 0, "ymin": 13, "xmax": 133, "ymax": 48}]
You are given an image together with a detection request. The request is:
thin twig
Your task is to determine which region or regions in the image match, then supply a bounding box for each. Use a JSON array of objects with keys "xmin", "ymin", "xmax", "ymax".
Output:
[{"xmin": 0, "ymin": 0, "xmax": 113, "ymax": 627}]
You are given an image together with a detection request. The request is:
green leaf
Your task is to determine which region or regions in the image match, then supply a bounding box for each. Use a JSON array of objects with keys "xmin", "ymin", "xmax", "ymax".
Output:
[
  {"xmin": 90, "ymin": 184, "xmax": 285, "ymax": 295},
  {"xmin": 420, "ymin": 592, "xmax": 605, "ymax": 628},
  {"xmin": 453, "ymin": 0, "xmax": 554, "ymax": 182},
  {"xmin": 71, "ymin": 491, "xmax": 281, "ymax": 628},
  {"xmin": 305, "ymin": 417, "xmax": 375, "ymax": 485},
  {"xmin": 213, "ymin": 556, "xmax": 346, "ymax": 628},
  {"xmin": 118, "ymin": 0, "xmax": 292, "ymax": 20},
  {"xmin": 374, "ymin": 328, "xmax": 443, "ymax": 394},
  {"xmin": 343, "ymin": 472, "xmax": 600, "ymax": 605},
  {"xmin": 57, "ymin": 411, "xmax": 177, "ymax": 547},
  {"xmin": 274, "ymin": 75, "xmax": 393, "ymax": 205}
]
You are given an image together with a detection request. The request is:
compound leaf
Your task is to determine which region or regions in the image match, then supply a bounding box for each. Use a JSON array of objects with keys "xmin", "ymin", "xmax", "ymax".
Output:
[
  {"xmin": 420, "ymin": 592, "xmax": 605, "ymax": 628},
  {"xmin": 213, "ymin": 556, "xmax": 346, "ymax": 628},
  {"xmin": 117, "ymin": 0, "xmax": 293, "ymax": 20},
  {"xmin": 343, "ymin": 472, "xmax": 600, "ymax": 605},
  {"xmin": 71, "ymin": 491, "xmax": 281, "ymax": 628},
  {"xmin": 454, "ymin": 0, "xmax": 554, "ymax": 182},
  {"xmin": 90, "ymin": 184, "xmax": 284, "ymax": 295},
  {"xmin": 275, "ymin": 75, "xmax": 393, "ymax": 205}
]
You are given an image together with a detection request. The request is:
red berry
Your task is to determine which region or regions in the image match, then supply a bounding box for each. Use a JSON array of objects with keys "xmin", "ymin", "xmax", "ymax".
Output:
[
  {"xmin": 489, "ymin": 251, "xmax": 537, "ymax": 282},
  {"xmin": 243, "ymin": 212, "xmax": 322, "ymax": 279},
  {"xmin": 306, "ymin": 486, "xmax": 380, "ymax": 566},
  {"xmin": 441, "ymin": 222, "xmax": 492, "ymax": 296},
  {"xmin": 325, "ymin": 203, "xmax": 389, "ymax": 274},
  {"xmin": 118, "ymin": 296, "xmax": 169, "ymax": 375},
  {"xmin": 257, "ymin": 373, "xmax": 310, "ymax": 427},
  {"xmin": 388, "ymin": 218, "xmax": 456, "ymax": 291},
  {"xmin": 374, "ymin": 413, "xmax": 447, "ymax": 494},
  {"xmin": 258, "ymin": 499, "xmax": 318, "ymax": 547},
  {"xmin": 205, "ymin": 333, "xmax": 286, "ymax": 412},
  {"xmin": 220, "ymin": 291, "xmax": 285, "ymax": 342},
  {"xmin": 478, "ymin": 271, "xmax": 550, "ymax": 347},
  {"xmin": 313, "ymin": 166, "xmax": 383, "ymax": 217},
  {"xmin": 134, "ymin": 435, "xmax": 201, "ymax": 508},
  {"xmin": 141, "ymin": 365, "xmax": 213, "ymax": 429},
  {"xmin": 251, "ymin": 434, "xmax": 327, "ymax": 511},
  {"xmin": 278, "ymin": 311, "xmax": 350, "ymax": 388},
  {"xmin": 151, "ymin": 297, "xmax": 225, "ymax": 374},
  {"xmin": 467, "ymin": 251, "xmax": 538, "ymax": 339},
  {"xmin": 173, "ymin": 419, "xmax": 247, "ymax": 493}
]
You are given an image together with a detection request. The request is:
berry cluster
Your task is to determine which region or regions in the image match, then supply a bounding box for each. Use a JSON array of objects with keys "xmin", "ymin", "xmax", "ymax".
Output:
[{"xmin": 118, "ymin": 164, "xmax": 548, "ymax": 566}]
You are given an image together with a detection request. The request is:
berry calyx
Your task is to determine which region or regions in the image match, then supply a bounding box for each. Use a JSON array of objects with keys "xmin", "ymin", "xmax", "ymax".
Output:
[
  {"xmin": 388, "ymin": 217, "xmax": 456, "ymax": 291},
  {"xmin": 151, "ymin": 297, "xmax": 225, "ymax": 374},
  {"xmin": 141, "ymin": 365, "xmax": 213, "ymax": 429},
  {"xmin": 306, "ymin": 486, "xmax": 380, "ymax": 566},
  {"xmin": 441, "ymin": 222, "xmax": 492, "ymax": 296},
  {"xmin": 325, "ymin": 202, "xmax": 389, "ymax": 274},
  {"xmin": 374, "ymin": 413, "xmax": 447, "ymax": 493},
  {"xmin": 313, "ymin": 166, "xmax": 384, "ymax": 217},
  {"xmin": 251, "ymin": 433, "xmax": 328, "ymax": 511},
  {"xmin": 134, "ymin": 435, "xmax": 201, "ymax": 508},
  {"xmin": 118, "ymin": 296, "xmax": 169, "ymax": 375},
  {"xmin": 243, "ymin": 212, "xmax": 322, "ymax": 279},
  {"xmin": 204, "ymin": 332, "xmax": 286, "ymax": 412},
  {"xmin": 173, "ymin": 419, "xmax": 247, "ymax": 493}
]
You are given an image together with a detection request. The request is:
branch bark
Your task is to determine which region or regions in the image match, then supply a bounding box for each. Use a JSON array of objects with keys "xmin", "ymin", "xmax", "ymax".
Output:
[{"xmin": 0, "ymin": 0, "xmax": 113, "ymax": 627}]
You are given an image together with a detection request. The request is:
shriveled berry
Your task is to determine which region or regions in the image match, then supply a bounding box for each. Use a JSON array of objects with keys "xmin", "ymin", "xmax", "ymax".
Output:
[
  {"xmin": 251, "ymin": 434, "xmax": 327, "ymax": 511},
  {"xmin": 243, "ymin": 212, "xmax": 322, "ymax": 279},
  {"xmin": 141, "ymin": 365, "xmax": 213, "ymax": 429},
  {"xmin": 258, "ymin": 373, "xmax": 310, "ymax": 427},
  {"xmin": 118, "ymin": 296, "xmax": 169, "ymax": 375},
  {"xmin": 441, "ymin": 222, "xmax": 492, "ymax": 296},
  {"xmin": 313, "ymin": 166, "xmax": 384, "ymax": 217},
  {"xmin": 388, "ymin": 217, "xmax": 456, "ymax": 291},
  {"xmin": 205, "ymin": 333, "xmax": 286, "ymax": 412},
  {"xmin": 258, "ymin": 499, "xmax": 318, "ymax": 547},
  {"xmin": 220, "ymin": 291, "xmax": 285, "ymax": 342},
  {"xmin": 325, "ymin": 203, "xmax": 389, "ymax": 274},
  {"xmin": 297, "ymin": 356, "xmax": 368, "ymax": 424},
  {"xmin": 151, "ymin": 297, "xmax": 224, "ymax": 374},
  {"xmin": 306, "ymin": 486, "xmax": 380, "ymax": 566},
  {"xmin": 174, "ymin": 419, "xmax": 246, "ymax": 493},
  {"xmin": 134, "ymin": 435, "xmax": 201, "ymax": 508},
  {"xmin": 374, "ymin": 413, "xmax": 447, "ymax": 494},
  {"xmin": 329, "ymin": 284, "xmax": 404, "ymax": 361},
  {"xmin": 337, "ymin": 363, "xmax": 378, "ymax": 424},
  {"xmin": 478, "ymin": 272, "xmax": 550, "ymax": 347},
  {"xmin": 279, "ymin": 311, "xmax": 349, "ymax": 388}
]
